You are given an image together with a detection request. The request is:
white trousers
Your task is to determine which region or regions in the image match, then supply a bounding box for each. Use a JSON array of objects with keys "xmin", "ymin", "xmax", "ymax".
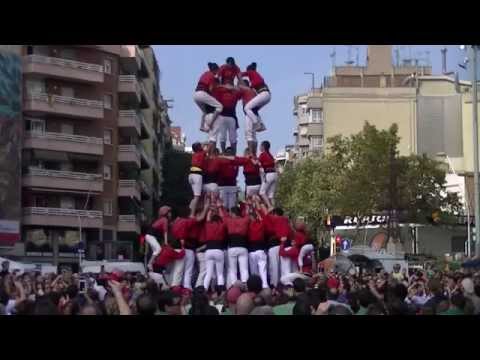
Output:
[
  {"xmin": 182, "ymin": 249, "xmax": 196, "ymax": 289},
  {"xmin": 244, "ymin": 91, "xmax": 271, "ymax": 125},
  {"xmin": 145, "ymin": 235, "xmax": 161, "ymax": 257},
  {"xmin": 280, "ymin": 272, "xmax": 311, "ymax": 287},
  {"xmin": 260, "ymin": 172, "xmax": 278, "ymax": 200},
  {"xmin": 298, "ymin": 244, "xmax": 314, "ymax": 269},
  {"xmin": 193, "ymin": 91, "xmax": 223, "ymax": 115},
  {"xmin": 244, "ymin": 112, "xmax": 259, "ymax": 142},
  {"xmin": 195, "ymin": 252, "xmax": 206, "ymax": 288},
  {"xmin": 219, "ymin": 186, "xmax": 238, "ymax": 210},
  {"xmin": 218, "ymin": 115, "xmax": 237, "ymax": 145},
  {"xmin": 168, "ymin": 257, "xmax": 186, "ymax": 287},
  {"xmin": 246, "ymin": 184, "xmax": 261, "ymax": 198},
  {"xmin": 268, "ymin": 245, "xmax": 280, "ymax": 288},
  {"xmin": 204, "ymin": 249, "xmax": 225, "ymax": 289},
  {"xmin": 227, "ymin": 247, "xmax": 249, "ymax": 287},
  {"xmin": 280, "ymin": 247, "xmax": 299, "ymax": 280},
  {"xmin": 249, "ymin": 250, "xmax": 269, "ymax": 289},
  {"xmin": 203, "ymin": 182, "xmax": 219, "ymax": 195},
  {"xmin": 207, "ymin": 113, "xmax": 222, "ymax": 143},
  {"xmin": 189, "ymin": 173, "xmax": 203, "ymax": 197}
]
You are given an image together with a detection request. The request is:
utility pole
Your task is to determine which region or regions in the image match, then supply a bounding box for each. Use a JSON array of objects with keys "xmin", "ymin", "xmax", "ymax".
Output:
[
  {"xmin": 304, "ymin": 72, "xmax": 315, "ymax": 91},
  {"xmin": 471, "ymin": 45, "xmax": 480, "ymax": 257}
]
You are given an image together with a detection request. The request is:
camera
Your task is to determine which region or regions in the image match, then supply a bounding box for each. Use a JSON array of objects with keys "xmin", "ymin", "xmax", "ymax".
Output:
[{"xmin": 78, "ymin": 278, "xmax": 87, "ymax": 294}]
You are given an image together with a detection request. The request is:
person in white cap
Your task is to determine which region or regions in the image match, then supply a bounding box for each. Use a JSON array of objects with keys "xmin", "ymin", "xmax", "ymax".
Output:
[{"xmin": 461, "ymin": 277, "xmax": 480, "ymax": 314}]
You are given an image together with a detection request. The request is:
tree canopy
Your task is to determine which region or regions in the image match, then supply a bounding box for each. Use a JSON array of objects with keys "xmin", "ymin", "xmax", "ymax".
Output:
[{"xmin": 277, "ymin": 122, "xmax": 461, "ymax": 235}]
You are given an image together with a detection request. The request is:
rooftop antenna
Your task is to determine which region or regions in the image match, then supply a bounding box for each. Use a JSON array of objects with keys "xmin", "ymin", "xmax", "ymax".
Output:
[
  {"xmin": 395, "ymin": 46, "xmax": 400, "ymax": 67},
  {"xmin": 355, "ymin": 46, "xmax": 360, "ymax": 66},
  {"xmin": 403, "ymin": 45, "xmax": 413, "ymax": 66},
  {"xmin": 330, "ymin": 46, "xmax": 336, "ymax": 72},
  {"xmin": 345, "ymin": 45, "xmax": 355, "ymax": 66}
]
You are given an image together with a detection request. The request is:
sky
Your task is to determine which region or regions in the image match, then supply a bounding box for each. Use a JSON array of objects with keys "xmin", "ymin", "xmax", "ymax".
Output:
[{"xmin": 153, "ymin": 45, "xmax": 469, "ymax": 155}]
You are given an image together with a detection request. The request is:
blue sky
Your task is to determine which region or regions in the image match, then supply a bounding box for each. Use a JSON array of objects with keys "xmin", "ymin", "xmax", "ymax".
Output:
[{"xmin": 153, "ymin": 45, "xmax": 468, "ymax": 155}]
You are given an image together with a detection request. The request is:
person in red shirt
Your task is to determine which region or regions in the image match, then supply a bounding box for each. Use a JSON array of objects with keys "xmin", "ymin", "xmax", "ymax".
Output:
[
  {"xmin": 218, "ymin": 57, "xmax": 242, "ymax": 86},
  {"xmin": 218, "ymin": 202, "xmax": 250, "ymax": 288},
  {"xmin": 189, "ymin": 142, "xmax": 207, "ymax": 217},
  {"xmin": 278, "ymin": 236, "xmax": 314, "ymax": 287},
  {"xmin": 193, "ymin": 62, "xmax": 223, "ymax": 133},
  {"xmin": 253, "ymin": 196, "xmax": 290, "ymax": 288},
  {"xmin": 211, "ymin": 85, "xmax": 241, "ymax": 155},
  {"xmin": 202, "ymin": 148, "xmax": 221, "ymax": 201},
  {"xmin": 203, "ymin": 205, "xmax": 228, "ymax": 293},
  {"xmin": 258, "ymin": 141, "xmax": 278, "ymax": 209},
  {"xmin": 152, "ymin": 236, "xmax": 186, "ymax": 287},
  {"xmin": 238, "ymin": 79, "xmax": 265, "ymax": 155},
  {"xmin": 247, "ymin": 201, "xmax": 269, "ymax": 289},
  {"xmin": 234, "ymin": 148, "xmax": 262, "ymax": 198},
  {"xmin": 144, "ymin": 205, "xmax": 172, "ymax": 271},
  {"xmin": 294, "ymin": 220, "xmax": 315, "ymax": 271},
  {"xmin": 241, "ymin": 62, "xmax": 271, "ymax": 131},
  {"xmin": 217, "ymin": 147, "xmax": 239, "ymax": 211}
]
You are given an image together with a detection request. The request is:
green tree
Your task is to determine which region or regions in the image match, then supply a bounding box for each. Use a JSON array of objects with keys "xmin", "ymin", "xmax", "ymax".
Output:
[
  {"xmin": 277, "ymin": 122, "xmax": 461, "ymax": 243},
  {"xmin": 160, "ymin": 149, "xmax": 192, "ymax": 211}
]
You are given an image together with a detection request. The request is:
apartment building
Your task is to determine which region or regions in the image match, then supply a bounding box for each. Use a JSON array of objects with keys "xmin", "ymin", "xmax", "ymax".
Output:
[
  {"xmin": 293, "ymin": 45, "xmax": 431, "ymax": 159},
  {"xmin": 170, "ymin": 126, "xmax": 186, "ymax": 151},
  {"xmin": 0, "ymin": 45, "xmax": 171, "ymax": 266}
]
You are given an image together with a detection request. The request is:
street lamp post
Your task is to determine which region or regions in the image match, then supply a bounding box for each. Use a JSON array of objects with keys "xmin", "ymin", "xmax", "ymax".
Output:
[
  {"xmin": 471, "ymin": 45, "xmax": 480, "ymax": 257},
  {"xmin": 304, "ymin": 72, "xmax": 315, "ymax": 91},
  {"xmin": 437, "ymin": 152, "xmax": 471, "ymax": 257}
]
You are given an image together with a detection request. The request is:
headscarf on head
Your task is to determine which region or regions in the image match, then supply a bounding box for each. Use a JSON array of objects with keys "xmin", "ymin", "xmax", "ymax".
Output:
[{"xmin": 159, "ymin": 206, "xmax": 171, "ymax": 217}]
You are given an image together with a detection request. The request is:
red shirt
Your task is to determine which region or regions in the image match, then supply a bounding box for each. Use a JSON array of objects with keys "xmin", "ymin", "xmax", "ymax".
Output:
[
  {"xmin": 294, "ymin": 230, "xmax": 308, "ymax": 247},
  {"xmin": 154, "ymin": 245, "xmax": 185, "ymax": 268},
  {"xmin": 259, "ymin": 151, "xmax": 275, "ymax": 170},
  {"xmin": 279, "ymin": 243, "xmax": 299, "ymax": 260},
  {"xmin": 204, "ymin": 221, "xmax": 227, "ymax": 243},
  {"xmin": 171, "ymin": 217, "xmax": 196, "ymax": 241},
  {"xmin": 204, "ymin": 157, "xmax": 221, "ymax": 182},
  {"xmin": 219, "ymin": 64, "xmax": 241, "ymax": 85},
  {"xmin": 261, "ymin": 212, "xmax": 275, "ymax": 239},
  {"xmin": 241, "ymin": 70, "xmax": 267, "ymax": 90},
  {"xmin": 191, "ymin": 150, "xmax": 207, "ymax": 170},
  {"xmin": 217, "ymin": 158, "xmax": 238, "ymax": 187},
  {"xmin": 152, "ymin": 217, "xmax": 168, "ymax": 234},
  {"xmin": 222, "ymin": 214, "xmax": 250, "ymax": 237},
  {"xmin": 196, "ymin": 71, "xmax": 217, "ymax": 93},
  {"xmin": 234, "ymin": 156, "xmax": 260, "ymax": 177},
  {"xmin": 272, "ymin": 215, "xmax": 291, "ymax": 239},
  {"xmin": 239, "ymin": 86, "xmax": 257, "ymax": 106},
  {"xmin": 248, "ymin": 220, "xmax": 265, "ymax": 243},
  {"xmin": 211, "ymin": 86, "xmax": 241, "ymax": 111}
]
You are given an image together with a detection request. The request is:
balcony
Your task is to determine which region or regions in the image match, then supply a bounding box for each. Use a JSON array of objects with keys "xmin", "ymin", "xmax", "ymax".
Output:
[
  {"xmin": 24, "ymin": 93, "xmax": 104, "ymax": 119},
  {"xmin": 118, "ymin": 110, "xmax": 141, "ymax": 137},
  {"xmin": 118, "ymin": 215, "xmax": 141, "ymax": 233},
  {"xmin": 118, "ymin": 180, "xmax": 141, "ymax": 201},
  {"xmin": 118, "ymin": 75, "xmax": 141, "ymax": 105},
  {"xmin": 23, "ymin": 207, "xmax": 103, "ymax": 228},
  {"xmin": 75, "ymin": 45, "xmax": 121, "ymax": 56},
  {"xmin": 24, "ymin": 131, "xmax": 103, "ymax": 156},
  {"xmin": 23, "ymin": 167, "xmax": 103, "ymax": 192},
  {"xmin": 23, "ymin": 55, "xmax": 104, "ymax": 83},
  {"xmin": 120, "ymin": 45, "xmax": 150, "ymax": 78},
  {"xmin": 118, "ymin": 145, "xmax": 141, "ymax": 168},
  {"xmin": 139, "ymin": 179, "xmax": 152, "ymax": 199},
  {"xmin": 139, "ymin": 146, "xmax": 152, "ymax": 169}
]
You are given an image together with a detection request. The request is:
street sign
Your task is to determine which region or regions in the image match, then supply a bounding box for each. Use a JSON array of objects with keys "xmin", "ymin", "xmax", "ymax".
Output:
[{"xmin": 341, "ymin": 239, "xmax": 351, "ymax": 251}]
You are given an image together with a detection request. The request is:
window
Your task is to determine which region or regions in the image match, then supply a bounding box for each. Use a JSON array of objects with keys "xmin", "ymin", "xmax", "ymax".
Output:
[
  {"xmin": 60, "ymin": 48, "xmax": 75, "ymax": 60},
  {"xmin": 28, "ymin": 118, "xmax": 45, "ymax": 134},
  {"xmin": 103, "ymin": 165, "xmax": 112, "ymax": 180},
  {"xmin": 104, "ymin": 59, "xmax": 112, "ymax": 75},
  {"xmin": 104, "ymin": 129, "xmax": 112, "ymax": 145},
  {"xmin": 310, "ymin": 135, "xmax": 324, "ymax": 149},
  {"xmin": 26, "ymin": 79, "xmax": 45, "ymax": 95},
  {"xmin": 311, "ymin": 109, "xmax": 323, "ymax": 123},
  {"xmin": 104, "ymin": 200, "xmax": 113, "ymax": 216},
  {"xmin": 61, "ymin": 87, "xmax": 74, "ymax": 98},
  {"xmin": 61, "ymin": 196, "xmax": 75, "ymax": 210},
  {"xmin": 104, "ymin": 94, "xmax": 112, "ymax": 109}
]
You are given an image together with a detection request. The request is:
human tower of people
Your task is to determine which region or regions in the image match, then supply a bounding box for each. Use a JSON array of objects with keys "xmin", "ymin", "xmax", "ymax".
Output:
[{"xmin": 141, "ymin": 57, "xmax": 315, "ymax": 295}]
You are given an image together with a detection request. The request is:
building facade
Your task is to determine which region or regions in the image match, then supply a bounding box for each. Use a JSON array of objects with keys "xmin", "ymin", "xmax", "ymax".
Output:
[
  {"xmin": 291, "ymin": 45, "xmax": 477, "ymax": 255},
  {"xmin": 0, "ymin": 45, "xmax": 172, "ymax": 266}
]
